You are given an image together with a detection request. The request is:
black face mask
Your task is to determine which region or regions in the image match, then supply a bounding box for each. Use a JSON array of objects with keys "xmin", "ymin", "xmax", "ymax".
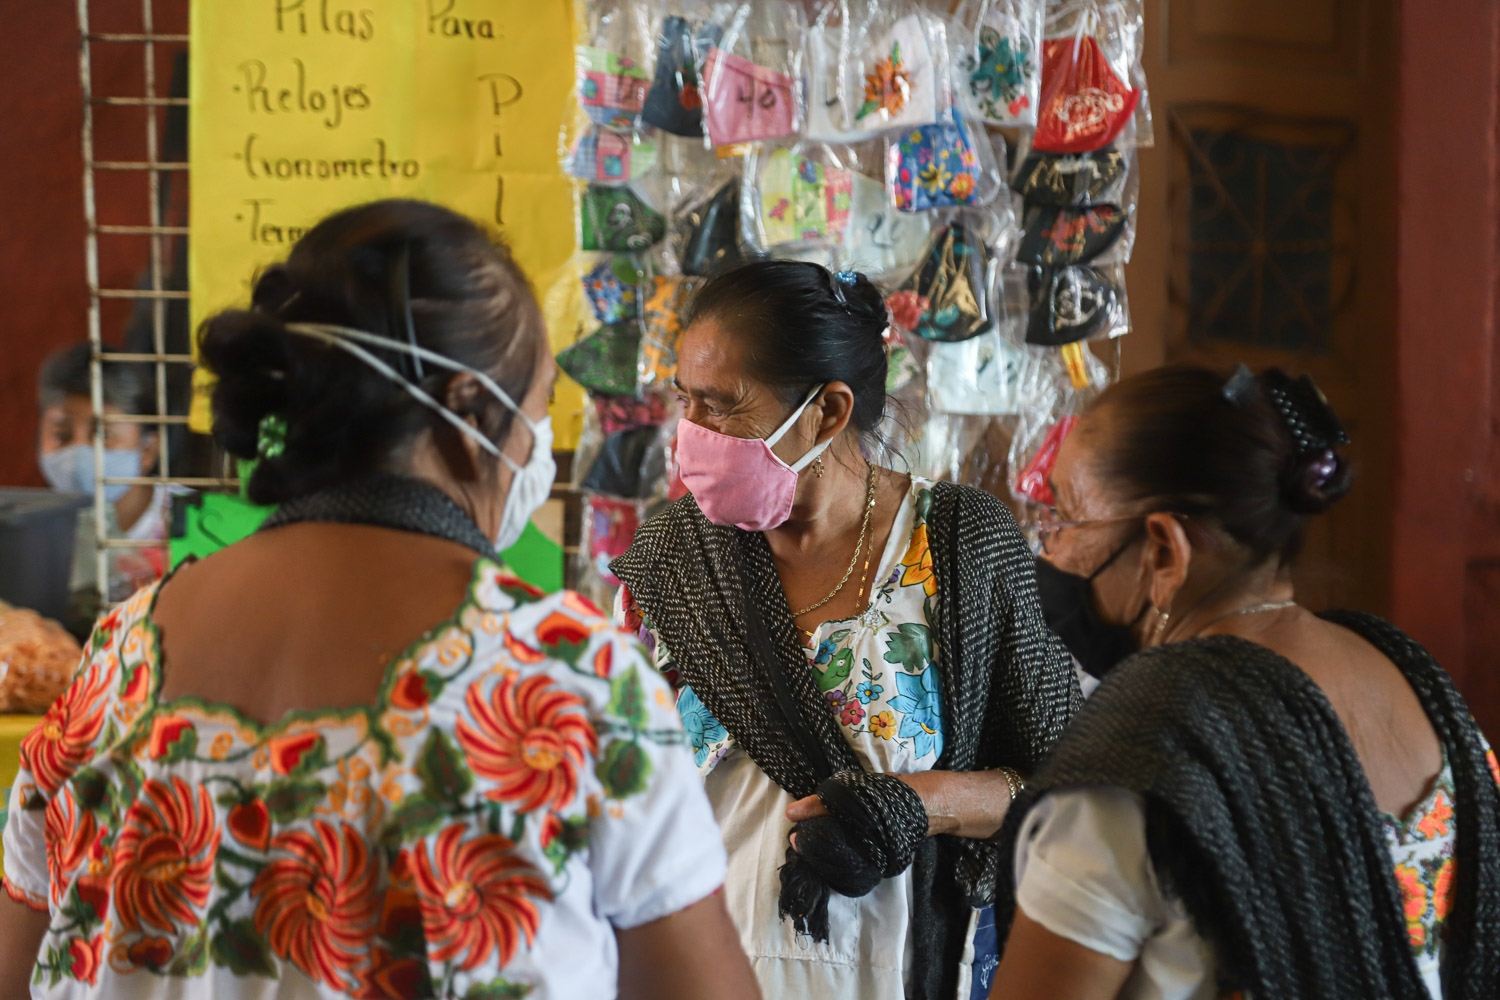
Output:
[{"xmin": 1033, "ymin": 538, "xmax": 1143, "ymax": 680}]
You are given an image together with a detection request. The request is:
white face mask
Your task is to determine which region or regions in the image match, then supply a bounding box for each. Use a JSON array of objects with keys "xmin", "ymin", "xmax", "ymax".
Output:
[
  {"xmin": 40, "ymin": 444, "xmax": 140, "ymax": 502},
  {"xmin": 282, "ymin": 322, "xmax": 556, "ymax": 554}
]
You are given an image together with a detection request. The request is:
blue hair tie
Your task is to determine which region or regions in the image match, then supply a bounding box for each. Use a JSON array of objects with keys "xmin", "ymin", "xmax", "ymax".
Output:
[{"xmin": 834, "ymin": 270, "xmax": 859, "ymax": 286}]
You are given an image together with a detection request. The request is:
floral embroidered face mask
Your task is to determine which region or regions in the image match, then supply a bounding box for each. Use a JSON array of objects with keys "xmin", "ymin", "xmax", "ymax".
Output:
[
  {"xmin": 638, "ymin": 275, "xmax": 696, "ymax": 389},
  {"xmin": 755, "ymin": 149, "xmax": 854, "ymax": 249},
  {"xmin": 804, "ymin": 23, "xmax": 884, "ymax": 143},
  {"xmin": 579, "ymin": 184, "xmax": 667, "ymax": 252},
  {"xmin": 887, "ymin": 222, "xmax": 992, "ymax": 343},
  {"xmin": 1034, "ymin": 34, "xmax": 1140, "ymax": 153},
  {"xmin": 1016, "ymin": 203, "xmax": 1128, "ymax": 267},
  {"xmin": 889, "ymin": 117, "xmax": 987, "ymax": 213},
  {"xmin": 576, "ymin": 47, "xmax": 651, "ymax": 130},
  {"xmin": 1013, "ymin": 148, "xmax": 1127, "ymax": 206},
  {"xmin": 557, "ymin": 322, "xmax": 643, "ymax": 399},
  {"xmin": 964, "ymin": 3, "xmax": 1042, "ymax": 127},
  {"xmin": 702, "ymin": 47, "xmax": 797, "ymax": 146},
  {"xmin": 566, "ymin": 128, "xmax": 658, "ymax": 184},
  {"xmin": 583, "ymin": 257, "xmax": 644, "ymax": 325},
  {"xmin": 851, "ymin": 12, "xmax": 938, "ymax": 132},
  {"xmin": 641, "ymin": 16, "xmax": 722, "ymax": 136}
]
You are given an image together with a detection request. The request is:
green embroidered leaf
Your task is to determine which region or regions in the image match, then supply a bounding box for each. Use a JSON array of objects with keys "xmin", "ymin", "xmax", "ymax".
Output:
[
  {"xmin": 417, "ymin": 729, "xmax": 473, "ymax": 805},
  {"xmin": 596, "ymin": 739, "xmax": 652, "ymax": 800},
  {"xmin": 464, "ymin": 978, "xmax": 533, "ymax": 999},
  {"xmin": 856, "ymin": 98, "xmax": 879, "ymax": 120},
  {"xmin": 914, "ymin": 488, "xmax": 932, "ymax": 523},
  {"xmin": 548, "ymin": 637, "xmax": 590, "ymax": 669},
  {"xmin": 210, "ymin": 918, "xmax": 276, "ymax": 977},
  {"xmin": 72, "ymin": 767, "xmax": 110, "ymax": 812},
  {"xmin": 263, "ymin": 779, "xmax": 326, "ymax": 824},
  {"xmin": 167, "ymin": 926, "xmax": 210, "ymax": 977},
  {"xmin": 163, "ymin": 725, "xmax": 199, "ymax": 764},
  {"xmin": 883, "ymin": 622, "xmax": 932, "ymax": 673},
  {"xmin": 828, "ymin": 628, "xmax": 854, "ymax": 644},
  {"xmin": 891, "ymin": 41, "xmax": 903, "ymax": 65},
  {"xmin": 608, "ymin": 666, "xmax": 649, "ymax": 730},
  {"xmin": 543, "ymin": 816, "xmax": 591, "ymax": 874},
  {"xmin": 381, "ymin": 795, "xmax": 448, "ymax": 847},
  {"xmin": 419, "ymin": 669, "xmax": 448, "ymax": 700},
  {"xmin": 816, "ymin": 649, "xmax": 855, "ymax": 692}
]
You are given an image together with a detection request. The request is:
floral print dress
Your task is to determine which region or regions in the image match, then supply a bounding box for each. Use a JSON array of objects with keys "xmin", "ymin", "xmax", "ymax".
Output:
[
  {"xmin": 622, "ymin": 478, "xmax": 963, "ymax": 1000},
  {"xmin": 3, "ymin": 560, "xmax": 725, "ymax": 999}
]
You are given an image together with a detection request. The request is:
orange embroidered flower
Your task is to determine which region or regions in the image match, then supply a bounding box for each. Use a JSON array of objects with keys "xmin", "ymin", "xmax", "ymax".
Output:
[
  {"xmin": 411, "ymin": 824, "xmax": 552, "ymax": 971},
  {"xmin": 389, "ymin": 672, "xmax": 431, "ymax": 711},
  {"xmin": 146, "ymin": 715, "xmax": 195, "ymax": 761},
  {"xmin": 1487, "ymin": 748, "xmax": 1499, "ymax": 789},
  {"xmin": 862, "ymin": 48, "xmax": 910, "ymax": 118},
  {"xmin": 503, "ymin": 631, "xmax": 547, "ymax": 665},
  {"xmin": 21, "ymin": 663, "xmax": 113, "ymax": 796},
  {"xmin": 251, "ymin": 819, "xmax": 379, "ymax": 990},
  {"xmin": 228, "ymin": 799, "xmax": 272, "ymax": 852},
  {"xmin": 899, "ymin": 523, "xmax": 937, "ymax": 596},
  {"xmin": 1415, "ymin": 790, "xmax": 1454, "ymax": 840},
  {"xmin": 457, "ymin": 673, "xmax": 598, "ymax": 814},
  {"xmin": 1393, "ymin": 863, "xmax": 1426, "ymax": 924},
  {"xmin": 1432, "ymin": 857, "xmax": 1456, "ymax": 921},
  {"xmin": 948, "ymin": 171, "xmax": 977, "ymax": 202},
  {"xmin": 354, "ymin": 947, "xmax": 430, "ymax": 1000},
  {"xmin": 496, "ymin": 571, "xmax": 544, "ymax": 599},
  {"xmin": 536, "ymin": 610, "xmax": 592, "ymax": 649},
  {"xmin": 121, "ymin": 662, "xmax": 150, "ymax": 704},
  {"xmin": 110, "ymin": 777, "xmax": 220, "ymax": 936},
  {"xmin": 45, "ymin": 791, "xmax": 97, "ymax": 906},
  {"xmin": 539, "ymin": 813, "xmax": 564, "ymax": 850},
  {"xmin": 68, "ymin": 935, "xmax": 104, "ymax": 985},
  {"xmin": 127, "ymin": 935, "xmax": 173, "ymax": 970},
  {"xmin": 591, "ymin": 641, "xmax": 614, "ymax": 679},
  {"xmin": 563, "ymin": 591, "xmax": 605, "ymax": 620},
  {"xmin": 268, "ymin": 731, "xmax": 323, "ymax": 776}
]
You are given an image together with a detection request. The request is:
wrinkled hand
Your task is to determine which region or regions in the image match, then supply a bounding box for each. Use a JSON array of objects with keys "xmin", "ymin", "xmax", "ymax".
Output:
[{"xmin": 785, "ymin": 770, "xmax": 1016, "ymax": 843}]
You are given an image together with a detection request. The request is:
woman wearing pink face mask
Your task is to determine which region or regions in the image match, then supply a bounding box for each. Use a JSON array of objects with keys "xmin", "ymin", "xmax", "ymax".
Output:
[{"xmin": 612, "ymin": 260, "xmax": 1080, "ymax": 1000}]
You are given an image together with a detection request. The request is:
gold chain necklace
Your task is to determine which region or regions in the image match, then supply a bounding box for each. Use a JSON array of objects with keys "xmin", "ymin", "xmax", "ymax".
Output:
[{"xmin": 791, "ymin": 466, "xmax": 879, "ymax": 622}]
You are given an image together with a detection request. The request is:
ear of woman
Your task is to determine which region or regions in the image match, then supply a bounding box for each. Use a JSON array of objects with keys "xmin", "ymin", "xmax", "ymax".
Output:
[{"xmin": 1141, "ymin": 512, "xmax": 1193, "ymax": 632}]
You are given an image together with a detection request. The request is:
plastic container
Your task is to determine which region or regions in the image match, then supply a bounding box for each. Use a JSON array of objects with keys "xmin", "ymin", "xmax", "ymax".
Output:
[{"xmin": 0, "ymin": 489, "xmax": 91, "ymax": 622}]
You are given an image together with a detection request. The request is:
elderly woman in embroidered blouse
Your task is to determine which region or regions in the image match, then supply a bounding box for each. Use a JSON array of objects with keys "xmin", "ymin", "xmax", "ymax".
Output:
[
  {"xmin": 989, "ymin": 365, "xmax": 1500, "ymax": 1000},
  {"xmin": 611, "ymin": 260, "xmax": 1080, "ymax": 1000},
  {"xmin": 0, "ymin": 200, "xmax": 758, "ymax": 1000}
]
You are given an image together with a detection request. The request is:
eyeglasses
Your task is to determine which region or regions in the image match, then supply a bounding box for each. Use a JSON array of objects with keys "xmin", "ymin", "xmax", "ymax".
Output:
[{"xmin": 1035, "ymin": 507, "xmax": 1144, "ymax": 556}]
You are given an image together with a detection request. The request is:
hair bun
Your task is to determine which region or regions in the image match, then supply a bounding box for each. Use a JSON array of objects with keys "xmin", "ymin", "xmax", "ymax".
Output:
[{"xmin": 1281, "ymin": 447, "xmax": 1353, "ymax": 515}]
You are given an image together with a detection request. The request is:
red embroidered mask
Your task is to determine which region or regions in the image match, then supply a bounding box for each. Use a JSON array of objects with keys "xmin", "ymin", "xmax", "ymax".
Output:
[{"xmin": 1034, "ymin": 35, "xmax": 1139, "ymax": 153}]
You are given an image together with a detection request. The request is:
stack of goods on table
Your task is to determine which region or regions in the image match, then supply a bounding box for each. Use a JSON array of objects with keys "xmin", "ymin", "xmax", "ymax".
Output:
[{"xmin": 556, "ymin": 0, "xmax": 1149, "ymax": 605}]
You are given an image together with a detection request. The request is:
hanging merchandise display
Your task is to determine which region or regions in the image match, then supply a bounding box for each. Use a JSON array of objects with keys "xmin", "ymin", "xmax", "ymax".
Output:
[
  {"xmin": 701, "ymin": 1, "xmax": 805, "ymax": 148},
  {"xmin": 554, "ymin": 0, "xmax": 1151, "ymax": 597},
  {"xmin": 954, "ymin": 0, "xmax": 1045, "ymax": 127}
]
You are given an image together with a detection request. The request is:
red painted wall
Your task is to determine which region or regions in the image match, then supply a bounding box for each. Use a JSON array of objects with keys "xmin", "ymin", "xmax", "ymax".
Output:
[
  {"xmin": 1392, "ymin": 0, "xmax": 1500, "ymax": 730},
  {"xmin": 0, "ymin": 2, "xmax": 187, "ymax": 487}
]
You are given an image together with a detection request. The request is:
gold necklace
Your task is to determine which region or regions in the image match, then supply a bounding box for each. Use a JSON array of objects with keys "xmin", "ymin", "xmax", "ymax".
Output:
[{"xmin": 791, "ymin": 466, "xmax": 879, "ymax": 623}]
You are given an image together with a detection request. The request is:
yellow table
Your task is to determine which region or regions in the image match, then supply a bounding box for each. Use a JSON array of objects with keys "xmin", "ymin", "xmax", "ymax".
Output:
[{"xmin": 0, "ymin": 715, "xmax": 42, "ymax": 874}]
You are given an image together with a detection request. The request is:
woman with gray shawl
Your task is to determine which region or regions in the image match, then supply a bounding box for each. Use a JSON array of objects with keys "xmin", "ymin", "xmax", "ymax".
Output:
[{"xmin": 612, "ymin": 260, "xmax": 1080, "ymax": 1000}]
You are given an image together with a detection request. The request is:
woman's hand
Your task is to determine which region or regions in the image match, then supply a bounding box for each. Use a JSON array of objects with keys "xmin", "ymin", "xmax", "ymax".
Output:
[{"xmin": 786, "ymin": 770, "xmax": 1020, "ymax": 840}]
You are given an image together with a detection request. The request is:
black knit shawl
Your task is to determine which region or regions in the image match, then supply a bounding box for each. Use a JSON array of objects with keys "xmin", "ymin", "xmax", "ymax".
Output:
[
  {"xmin": 612, "ymin": 480, "xmax": 1080, "ymax": 999},
  {"xmin": 993, "ymin": 611, "xmax": 1500, "ymax": 1000}
]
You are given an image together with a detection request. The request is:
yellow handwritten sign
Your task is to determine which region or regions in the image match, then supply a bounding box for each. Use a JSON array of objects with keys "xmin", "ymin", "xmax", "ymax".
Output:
[{"xmin": 189, "ymin": 0, "xmax": 587, "ymax": 445}]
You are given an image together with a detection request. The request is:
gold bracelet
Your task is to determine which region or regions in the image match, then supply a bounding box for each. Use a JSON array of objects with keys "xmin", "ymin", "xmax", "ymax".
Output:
[{"xmin": 996, "ymin": 767, "xmax": 1025, "ymax": 802}]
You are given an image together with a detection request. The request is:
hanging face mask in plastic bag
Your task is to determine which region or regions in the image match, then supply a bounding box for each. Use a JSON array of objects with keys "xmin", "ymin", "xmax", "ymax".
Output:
[
  {"xmin": 841, "ymin": 172, "xmax": 934, "ymax": 279},
  {"xmin": 584, "ymin": 496, "xmax": 643, "ymax": 588},
  {"xmin": 1034, "ymin": 21, "xmax": 1141, "ymax": 153},
  {"xmin": 803, "ymin": 19, "xmax": 884, "ymax": 143},
  {"xmin": 1016, "ymin": 203, "xmax": 1129, "ymax": 267},
  {"xmin": 557, "ymin": 323, "xmax": 643, "ymax": 399},
  {"xmin": 888, "ymin": 116, "xmax": 999, "ymax": 213},
  {"xmin": 581, "ymin": 425, "xmax": 662, "ymax": 500},
  {"xmin": 677, "ymin": 178, "xmax": 744, "ymax": 277},
  {"xmin": 1013, "ymin": 148, "xmax": 1127, "ymax": 206},
  {"xmin": 639, "ymin": 275, "xmax": 696, "ymax": 389},
  {"xmin": 886, "ymin": 222, "xmax": 992, "ymax": 343},
  {"xmin": 566, "ymin": 128, "xmax": 658, "ymax": 184},
  {"xmin": 579, "ymin": 184, "xmax": 667, "ymax": 252},
  {"xmin": 956, "ymin": 0, "xmax": 1043, "ymax": 127},
  {"xmin": 846, "ymin": 8, "xmax": 940, "ymax": 132},
  {"xmin": 642, "ymin": 16, "xmax": 723, "ymax": 136},
  {"xmin": 576, "ymin": 48, "xmax": 651, "ymax": 130},
  {"xmin": 583, "ymin": 256, "xmax": 645, "ymax": 325},
  {"xmin": 701, "ymin": 2, "xmax": 803, "ymax": 148},
  {"xmin": 1013, "ymin": 415, "xmax": 1077, "ymax": 506},
  {"xmin": 749, "ymin": 147, "xmax": 854, "ymax": 250},
  {"xmin": 926, "ymin": 326, "xmax": 1026, "ymax": 415},
  {"xmin": 1026, "ymin": 265, "xmax": 1125, "ymax": 346}
]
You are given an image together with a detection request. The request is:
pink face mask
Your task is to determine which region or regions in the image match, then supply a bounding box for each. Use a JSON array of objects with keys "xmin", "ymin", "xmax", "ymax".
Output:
[{"xmin": 677, "ymin": 385, "xmax": 831, "ymax": 532}]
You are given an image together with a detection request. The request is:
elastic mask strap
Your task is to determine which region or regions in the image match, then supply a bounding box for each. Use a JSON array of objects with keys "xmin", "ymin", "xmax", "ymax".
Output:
[
  {"xmin": 284, "ymin": 322, "xmax": 526, "ymax": 471},
  {"xmin": 1086, "ymin": 524, "xmax": 1142, "ymax": 583},
  {"xmin": 764, "ymin": 383, "xmax": 833, "ymax": 472}
]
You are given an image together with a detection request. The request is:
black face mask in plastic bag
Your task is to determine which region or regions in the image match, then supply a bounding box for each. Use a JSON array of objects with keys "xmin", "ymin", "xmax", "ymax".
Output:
[
  {"xmin": 1032, "ymin": 539, "xmax": 1142, "ymax": 680},
  {"xmin": 1025, "ymin": 265, "xmax": 1121, "ymax": 346},
  {"xmin": 1013, "ymin": 148, "xmax": 1127, "ymax": 207},
  {"xmin": 581, "ymin": 425, "xmax": 660, "ymax": 499},
  {"xmin": 677, "ymin": 180, "xmax": 744, "ymax": 277}
]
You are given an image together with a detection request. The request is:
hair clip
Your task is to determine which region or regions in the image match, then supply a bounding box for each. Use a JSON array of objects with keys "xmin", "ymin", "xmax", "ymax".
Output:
[
  {"xmin": 834, "ymin": 270, "xmax": 859, "ymax": 286},
  {"xmin": 1221, "ymin": 364, "xmax": 1255, "ymax": 405},
  {"xmin": 257, "ymin": 412, "xmax": 288, "ymax": 460},
  {"xmin": 1258, "ymin": 369, "xmax": 1349, "ymax": 457}
]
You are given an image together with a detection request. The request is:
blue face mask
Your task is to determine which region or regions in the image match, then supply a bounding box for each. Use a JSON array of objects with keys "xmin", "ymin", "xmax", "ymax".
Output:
[{"xmin": 39, "ymin": 444, "xmax": 141, "ymax": 502}]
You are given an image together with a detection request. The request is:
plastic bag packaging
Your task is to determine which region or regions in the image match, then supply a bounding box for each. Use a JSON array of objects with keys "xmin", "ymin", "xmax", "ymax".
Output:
[
  {"xmin": 583, "ymin": 255, "xmax": 647, "ymax": 325},
  {"xmin": 1024, "ymin": 262, "xmax": 1129, "ymax": 345},
  {"xmin": 674, "ymin": 173, "xmax": 746, "ymax": 276},
  {"xmin": 909, "ymin": 412, "xmax": 1016, "ymax": 492},
  {"xmin": 701, "ymin": 0, "xmax": 805, "ymax": 148},
  {"xmin": 840, "ymin": 2, "xmax": 949, "ymax": 134},
  {"xmin": 1035, "ymin": 1, "xmax": 1150, "ymax": 152},
  {"xmin": 837, "ymin": 157, "xmax": 935, "ymax": 280},
  {"xmin": 557, "ymin": 321, "xmax": 644, "ymax": 398},
  {"xmin": 887, "ymin": 113, "xmax": 1004, "ymax": 213},
  {"xmin": 581, "ymin": 425, "xmax": 666, "ymax": 499},
  {"xmin": 565, "ymin": 127, "xmax": 659, "ymax": 184},
  {"xmin": 639, "ymin": 274, "xmax": 698, "ymax": 389},
  {"xmin": 804, "ymin": 1, "xmax": 886, "ymax": 143},
  {"xmin": 578, "ymin": 181, "xmax": 670, "ymax": 252},
  {"xmin": 1012, "ymin": 145, "xmax": 1128, "ymax": 206},
  {"xmin": 926, "ymin": 324, "xmax": 1028, "ymax": 415},
  {"xmin": 1012, "ymin": 131, "xmax": 1139, "ymax": 266},
  {"xmin": 952, "ymin": 0, "xmax": 1044, "ymax": 127},
  {"xmin": 575, "ymin": 1, "xmax": 656, "ymax": 132},
  {"xmin": 1016, "ymin": 203, "xmax": 1130, "ymax": 266},
  {"xmin": 885, "ymin": 218, "xmax": 1000, "ymax": 343},
  {"xmin": 642, "ymin": 10, "xmax": 725, "ymax": 137},
  {"xmin": 578, "ymin": 495, "xmax": 646, "ymax": 603},
  {"xmin": 741, "ymin": 141, "xmax": 860, "ymax": 254}
]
